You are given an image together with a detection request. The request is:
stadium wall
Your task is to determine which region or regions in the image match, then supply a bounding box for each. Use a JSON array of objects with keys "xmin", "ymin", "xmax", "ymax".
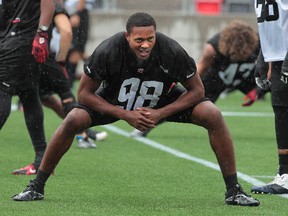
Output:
[{"xmin": 87, "ymin": 11, "xmax": 258, "ymax": 61}]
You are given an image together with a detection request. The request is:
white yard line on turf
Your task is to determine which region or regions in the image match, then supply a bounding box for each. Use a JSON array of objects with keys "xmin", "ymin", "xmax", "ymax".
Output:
[
  {"xmin": 103, "ymin": 123, "xmax": 288, "ymax": 199},
  {"xmin": 222, "ymin": 111, "xmax": 273, "ymax": 117},
  {"xmin": 251, "ymin": 175, "xmax": 275, "ymax": 179}
]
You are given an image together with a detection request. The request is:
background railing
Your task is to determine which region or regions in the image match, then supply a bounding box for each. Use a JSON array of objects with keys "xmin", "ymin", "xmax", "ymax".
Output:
[{"xmin": 90, "ymin": 0, "xmax": 255, "ymax": 14}]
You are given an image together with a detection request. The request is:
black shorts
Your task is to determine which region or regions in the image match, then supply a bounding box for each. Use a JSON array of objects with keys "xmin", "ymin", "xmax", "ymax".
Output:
[
  {"xmin": 271, "ymin": 61, "xmax": 288, "ymax": 107},
  {"xmin": 202, "ymin": 70, "xmax": 226, "ymax": 103},
  {"xmin": 74, "ymin": 84, "xmax": 209, "ymax": 127},
  {"xmin": 71, "ymin": 9, "xmax": 89, "ymax": 53},
  {"xmin": 39, "ymin": 57, "xmax": 71, "ymax": 99},
  {"xmin": 0, "ymin": 40, "xmax": 39, "ymax": 94}
]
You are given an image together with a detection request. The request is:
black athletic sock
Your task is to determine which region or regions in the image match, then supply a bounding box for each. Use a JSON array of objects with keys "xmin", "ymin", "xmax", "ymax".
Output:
[
  {"xmin": 224, "ymin": 173, "xmax": 238, "ymax": 191},
  {"xmin": 35, "ymin": 169, "xmax": 52, "ymax": 187},
  {"xmin": 33, "ymin": 149, "xmax": 46, "ymax": 169},
  {"xmin": 278, "ymin": 154, "xmax": 288, "ymax": 175},
  {"xmin": 86, "ymin": 128, "xmax": 98, "ymax": 140}
]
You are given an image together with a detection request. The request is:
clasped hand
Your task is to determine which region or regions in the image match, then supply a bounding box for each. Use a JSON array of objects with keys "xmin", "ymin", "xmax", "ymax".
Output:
[{"xmin": 126, "ymin": 107, "xmax": 160, "ymax": 132}]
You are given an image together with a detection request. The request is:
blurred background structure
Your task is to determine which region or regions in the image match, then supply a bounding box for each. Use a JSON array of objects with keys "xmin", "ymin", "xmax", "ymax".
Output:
[
  {"xmin": 91, "ymin": 0, "xmax": 254, "ymax": 14},
  {"xmin": 82, "ymin": 0, "xmax": 257, "ymax": 61}
]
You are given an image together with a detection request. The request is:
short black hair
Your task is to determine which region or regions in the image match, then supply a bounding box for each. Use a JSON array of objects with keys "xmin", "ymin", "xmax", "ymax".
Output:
[{"xmin": 126, "ymin": 12, "xmax": 156, "ymax": 34}]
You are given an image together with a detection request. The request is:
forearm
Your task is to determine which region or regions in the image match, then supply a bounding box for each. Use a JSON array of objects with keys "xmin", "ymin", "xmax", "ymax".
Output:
[
  {"xmin": 57, "ymin": 35, "xmax": 71, "ymax": 62},
  {"xmin": 197, "ymin": 44, "xmax": 216, "ymax": 78},
  {"xmin": 39, "ymin": 0, "xmax": 54, "ymax": 27},
  {"xmin": 157, "ymin": 90, "xmax": 204, "ymax": 119},
  {"xmin": 157, "ymin": 75, "xmax": 205, "ymax": 119},
  {"xmin": 78, "ymin": 92, "xmax": 129, "ymax": 120},
  {"xmin": 196, "ymin": 62, "xmax": 206, "ymax": 78},
  {"xmin": 256, "ymin": 49, "xmax": 269, "ymax": 73},
  {"xmin": 77, "ymin": 0, "xmax": 86, "ymax": 12},
  {"xmin": 55, "ymin": 15, "xmax": 73, "ymax": 62}
]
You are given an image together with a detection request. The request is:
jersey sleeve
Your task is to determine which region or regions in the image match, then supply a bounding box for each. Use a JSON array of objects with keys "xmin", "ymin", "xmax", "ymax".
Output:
[
  {"xmin": 83, "ymin": 47, "xmax": 109, "ymax": 80},
  {"xmin": 54, "ymin": 3, "xmax": 69, "ymax": 18},
  {"xmin": 83, "ymin": 33, "xmax": 125, "ymax": 80},
  {"xmin": 158, "ymin": 34, "xmax": 197, "ymax": 82},
  {"xmin": 207, "ymin": 33, "xmax": 220, "ymax": 53},
  {"xmin": 172, "ymin": 49, "xmax": 196, "ymax": 82}
]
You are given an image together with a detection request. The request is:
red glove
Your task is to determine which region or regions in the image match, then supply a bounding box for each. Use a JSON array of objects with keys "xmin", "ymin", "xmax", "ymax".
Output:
[
  {"xmin": 242, "ymin": 88, "xmax": 257, "ymax": 107},
  {"xmin": 32, "ymin": 31, "xmax": 49, "ymax": 63}
]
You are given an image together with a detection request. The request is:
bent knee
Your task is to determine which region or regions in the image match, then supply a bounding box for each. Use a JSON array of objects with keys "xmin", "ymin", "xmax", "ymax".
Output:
[
  {"xmin": 192, "ymin": 101, "xmax": 224, "ymax": 128},
  {"xmin": 62, "ymin": 108, "xmax": 91, "ymax": 133}
]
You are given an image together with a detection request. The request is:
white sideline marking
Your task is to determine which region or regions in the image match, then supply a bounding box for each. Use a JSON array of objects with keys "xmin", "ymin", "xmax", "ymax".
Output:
[
  {"xmin": 222, "ymin": 111, "xmax": 273, "ymax": 117},
  {"xmin": 103, "ymin": 124, "xmax": 288, "ymax": 199},
  {"xmin": 251, "ymin": 175, "xmax": 275, "ymax": 179}
]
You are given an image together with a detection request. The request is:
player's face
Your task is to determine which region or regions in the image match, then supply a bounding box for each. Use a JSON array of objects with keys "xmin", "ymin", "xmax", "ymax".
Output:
[{"xmin": 125, "ymin": 26, "xmax": 156, "ymax": 60}]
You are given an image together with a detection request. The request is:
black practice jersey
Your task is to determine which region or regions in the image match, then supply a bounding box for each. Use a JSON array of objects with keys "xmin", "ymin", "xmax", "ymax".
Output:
[
  {"xmin": 0, "ymin": 0, "xmax": 41, "ymax": 93},
  {"xmin": 202, "ymin": 33, "xmax": 260, "ymax": 102},
  {"xmin": 0, "ymin": 0, "xmax": 40, "ymax": 39},
  {"xmin": 54, "ymin": 3, "xmax": 68, "ymax": 20},
  {"xmin": 84, "ymin": 32, "xmax": 196, "ymax": 111},
  {"xmin": 205, "ymin": 33, "xmax": 260, "ymax": 88}
]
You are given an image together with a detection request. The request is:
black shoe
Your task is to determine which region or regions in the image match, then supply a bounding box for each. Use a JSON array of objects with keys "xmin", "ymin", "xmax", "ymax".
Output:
[
  {"xmin": 12, "ymin": 180, "xmax": 44, "ymax": 201},
  {"xmin": 225, "ymin": 184, "xmax": 260, "ymax": 206},
  {"xmin": 251, "ymin": 174, "xmax": 288, "ymax": 194},
  {"xmin": 251, "ymin": 184, "xmax": 288, "ymax": 194}
]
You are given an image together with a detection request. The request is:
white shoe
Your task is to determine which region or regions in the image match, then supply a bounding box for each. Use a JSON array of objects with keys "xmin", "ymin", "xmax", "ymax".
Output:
[
  {"xmin": 95, "ymin": 131, "xmax": 108, "ymax": 141},
  {"xmin": 269, "ymin": 174, "xmax": 281, "ymax": 184},
  {"xmin": 77, "ymin": 138, "xmax": 96, "ymax": 148},
  {"xmin": 130, "ymin": 129, "xmax": 148, "ymax": 137},
  {"xmin": 276, "ymin": 174, "xmax": 288, "ymax": 189}
]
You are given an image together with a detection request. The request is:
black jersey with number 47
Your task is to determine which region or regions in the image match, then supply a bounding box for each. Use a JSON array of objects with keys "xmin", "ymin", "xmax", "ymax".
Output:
[{"xmin": 201, "ymin": 33, "xmax": 260, "ymax": 102}]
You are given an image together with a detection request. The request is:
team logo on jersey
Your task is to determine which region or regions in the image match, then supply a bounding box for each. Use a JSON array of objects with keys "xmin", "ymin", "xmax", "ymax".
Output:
[
  {"xmin": 86, "ymin": 66, "xmax": 92, "ymax": 74},
  {"xmin": 2, "ymin": 82, "xmax": 10, "ymax": 87},
  {"xmin": 186, "ymin": 72, "xmax": 195, "ymax": 79},
  {"xmin": 160, "ymin": 65, "xmax": 169, "ymax": 73}
]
